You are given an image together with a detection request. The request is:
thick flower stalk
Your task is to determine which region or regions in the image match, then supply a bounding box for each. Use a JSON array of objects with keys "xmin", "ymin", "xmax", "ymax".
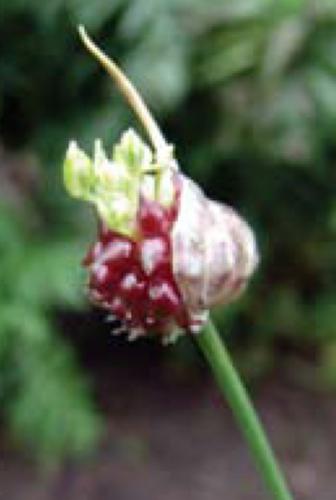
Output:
[{"xmin": 63, "ymin": 27, "xmax": 294, "ymax": 500}]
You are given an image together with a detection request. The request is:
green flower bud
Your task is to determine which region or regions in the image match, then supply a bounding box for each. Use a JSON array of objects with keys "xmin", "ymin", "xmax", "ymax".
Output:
[
  {"xmin": 113, "ymin": 129, "xmax": 153, "ymax": 174},
  {"xmin": 63, "ymin": 141, "xmax": 94, "ymax": 199},
  {"xmin": 93, "ymin": 140, "xmax": 123, "ymax": 194}
]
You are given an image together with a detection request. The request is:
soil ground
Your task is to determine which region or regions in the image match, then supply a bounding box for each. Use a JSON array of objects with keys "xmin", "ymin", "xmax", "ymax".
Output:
[{"xmin": 1, "ymin": 324, "xmax": 336, "ymax": 500}]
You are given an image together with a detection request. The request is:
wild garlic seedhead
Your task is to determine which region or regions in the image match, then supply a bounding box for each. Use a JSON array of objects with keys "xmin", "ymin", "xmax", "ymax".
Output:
[{"xmin": 63, "ymin": 27, "xmax": 259, "ymax": 342}]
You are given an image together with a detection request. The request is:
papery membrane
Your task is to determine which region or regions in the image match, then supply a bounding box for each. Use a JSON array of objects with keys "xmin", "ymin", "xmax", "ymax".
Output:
[{"xmin": 171, "ymin": 174, "xmax": 259, "ymax": 332}]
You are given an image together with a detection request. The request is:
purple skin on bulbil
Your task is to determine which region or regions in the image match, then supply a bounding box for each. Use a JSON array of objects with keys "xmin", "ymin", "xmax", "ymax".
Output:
[{"xmin": 83, "ymin": 175, "xmax": 190, "ymax": 339}]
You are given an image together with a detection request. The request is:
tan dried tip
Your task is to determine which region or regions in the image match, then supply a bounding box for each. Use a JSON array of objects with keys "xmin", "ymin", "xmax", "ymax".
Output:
[{"xmin": 78, "ymin": 25, "xmax": 167, "ymax": 152}]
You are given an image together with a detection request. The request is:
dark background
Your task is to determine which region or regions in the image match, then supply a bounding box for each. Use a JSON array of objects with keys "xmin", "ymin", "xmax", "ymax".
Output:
[{"xmin": 0, "ymin": 1, "xmax": 336, "ymax": 499}]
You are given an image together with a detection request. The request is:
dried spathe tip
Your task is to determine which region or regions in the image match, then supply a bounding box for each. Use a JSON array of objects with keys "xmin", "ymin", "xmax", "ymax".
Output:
[{"xmin": 78, "ymin": 25, "xmax": 167, "ymax": 153}]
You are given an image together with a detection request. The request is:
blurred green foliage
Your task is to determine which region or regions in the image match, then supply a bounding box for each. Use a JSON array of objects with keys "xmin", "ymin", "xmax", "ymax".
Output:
[{"xmin": 0, "ymin": 0, "xmax": 336, "ymax": 460}]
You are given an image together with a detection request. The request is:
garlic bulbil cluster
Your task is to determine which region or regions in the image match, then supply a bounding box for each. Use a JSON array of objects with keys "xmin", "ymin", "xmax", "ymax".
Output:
[{"xmin": 64, "ymin": 128, "xmax": 258, "ymax": 339}]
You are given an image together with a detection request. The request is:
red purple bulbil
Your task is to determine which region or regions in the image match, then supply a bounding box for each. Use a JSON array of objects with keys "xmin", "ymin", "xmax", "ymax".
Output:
[{"xmin": 83, "ymin": 187, "xmax": 189, "ymax": 337}]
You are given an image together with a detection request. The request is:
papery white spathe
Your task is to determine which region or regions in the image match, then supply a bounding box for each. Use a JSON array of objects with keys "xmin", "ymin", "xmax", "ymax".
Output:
[{"xmin": 172, "ymin": 175, "xmax": 258, "ymax": 331}]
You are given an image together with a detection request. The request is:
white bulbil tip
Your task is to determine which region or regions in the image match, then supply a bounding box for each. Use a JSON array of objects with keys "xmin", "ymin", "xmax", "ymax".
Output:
[
  {"xmin": 140, "ymin": 238, "xmax": 166, "ymax": 276},
  {"xmin": 105, "ymin": 314, "xmax": 116, "ymax": 323},
  {"xmin": 162, "ymin": 328, "xmax": 184, "ymax": 345},
  {"xmin": 128, "ymin": 328, "xmax": 145, "ymax": 341},
  {"xmin": 112, "ymin": 326, "xmax": 127, "ymax": 336}
]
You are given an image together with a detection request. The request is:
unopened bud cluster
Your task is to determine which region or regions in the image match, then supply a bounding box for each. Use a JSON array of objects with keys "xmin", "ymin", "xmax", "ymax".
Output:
[{"xmin": 64, "ymin": 129, "xmax": 175, "ymax": 237}]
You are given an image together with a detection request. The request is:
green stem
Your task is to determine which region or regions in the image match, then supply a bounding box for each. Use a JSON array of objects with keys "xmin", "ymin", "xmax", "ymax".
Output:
[{"xmin": 196, "ymin": 320, "xmax": 294, "ymax": 500}]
